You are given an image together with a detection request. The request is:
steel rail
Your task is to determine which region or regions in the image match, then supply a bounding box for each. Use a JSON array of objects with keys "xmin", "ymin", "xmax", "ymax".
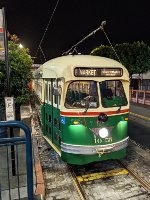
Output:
[
  {"xmin": 119, "ymin": 160, "xmax": 150, "ymax": 193},
  {"xmin": 67, "ymin": 165, "xmax": 87, "ymax": 200}
]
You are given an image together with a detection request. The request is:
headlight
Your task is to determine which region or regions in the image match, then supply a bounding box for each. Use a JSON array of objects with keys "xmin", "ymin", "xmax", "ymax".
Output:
[{"xmin": 99, "ymin": 128, "xmax": 109, "ymax": 138}]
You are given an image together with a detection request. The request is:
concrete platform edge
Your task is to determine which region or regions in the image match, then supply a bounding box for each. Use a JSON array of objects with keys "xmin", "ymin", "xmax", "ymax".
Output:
[
  {"xmin": 31, "ymin": 110, "xmax": 45, "ymax": 200},
  {"xmin": 129, "ymin": 111, "xmax": 150, "ymax": 121}
]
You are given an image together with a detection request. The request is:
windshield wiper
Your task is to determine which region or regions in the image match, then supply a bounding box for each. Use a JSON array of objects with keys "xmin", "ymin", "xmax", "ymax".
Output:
[
  {"xmin": 117, "ymin": 105, "xmax": 121, "ymax": 113},
  {"xmin": 82, "ymin": 96, "xmax": 91, "ymax": 115}
]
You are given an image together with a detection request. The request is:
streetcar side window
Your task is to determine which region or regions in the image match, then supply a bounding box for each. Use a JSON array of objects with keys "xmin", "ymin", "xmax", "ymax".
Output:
[
  {"xmin": 45, "ymin": 82, "xmax": 48, "ymax": 103},
  {"xmin": 65, "ymin": 81, "xmax": 99, "ymax": 109},
  {"xmin": 53, "ymin": 79, "xmax": 58, "ymax": 105},
  {"xmin": 58, "ymin": 79, "xmax": 63, "ymax": 105},
  {"xmin": 100, "ymin": 80, "xmax": 128, "ymax": 108},
  {"xmin": 48, "ymin": 83, "xmax": 52, "ymax": 102},
  {"xmin": 36, "ymin": 79, "xmax": 42, "ymax": 99}
]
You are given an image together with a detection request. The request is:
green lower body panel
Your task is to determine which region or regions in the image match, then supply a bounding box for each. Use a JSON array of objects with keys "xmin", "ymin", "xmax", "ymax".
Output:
[
  {"xmin": 61, "ymin": 136, "xmax": 128, "ymax": 165},
  {"xmin": 41, "ymin": 103, "xmax": 129, "ymax": 165},
  {"xmin": 61, "ymin": 149, "xmax": 126, "ymax": 165}
]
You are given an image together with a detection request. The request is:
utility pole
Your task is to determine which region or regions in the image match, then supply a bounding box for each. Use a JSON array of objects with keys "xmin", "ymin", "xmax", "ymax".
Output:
[
  {"xmin": 2, "ymin": 7, "xmax": 16, "ymax": 176},
  {"xmin": 2, "ymin": 7, "xmax": 10, "ymax": 96}
]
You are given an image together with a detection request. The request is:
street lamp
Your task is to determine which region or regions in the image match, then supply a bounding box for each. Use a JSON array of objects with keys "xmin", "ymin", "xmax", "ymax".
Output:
[{"xmin": 19, "ymin": 43, "xmax": 23, "ymax": 48}]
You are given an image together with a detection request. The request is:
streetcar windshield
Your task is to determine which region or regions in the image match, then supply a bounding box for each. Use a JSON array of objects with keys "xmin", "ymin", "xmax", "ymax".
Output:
[
  {"xmin": 100, "ymin": 80, "xmax": 128, "ymax": 108},
  {"xmin": 65, "ymin": 81, "xmax": 99, "ymax": 109}
]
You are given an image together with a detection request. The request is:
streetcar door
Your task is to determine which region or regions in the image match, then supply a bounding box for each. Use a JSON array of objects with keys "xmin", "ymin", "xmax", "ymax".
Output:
[
  {"xmin": 51, "ymin": 78, "xmax": 62, "ymax": 150},
  {"xmin": 44, "ymin": 79, "xmax": 53, "ymax": 140}
]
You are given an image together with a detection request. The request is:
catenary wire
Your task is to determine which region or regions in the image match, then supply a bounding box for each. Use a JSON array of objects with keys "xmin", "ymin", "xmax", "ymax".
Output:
[
  {"xmin": 62, "ymin": 21, "xmax": 121, "ymax": 64},
  {"xmin": 100, "ymin": 26, "xmax": 121, "ymax": 63},
  {"xmin": 62, "ymin": 21, "xmax": 105, "ymax": 56},
  {"xmin": 34, "ymin": 0, "xmax": 60, "ymax": 60},
  {"xmin": 39, "ymin": 45, "xmax": 47, "ymax": 62}
]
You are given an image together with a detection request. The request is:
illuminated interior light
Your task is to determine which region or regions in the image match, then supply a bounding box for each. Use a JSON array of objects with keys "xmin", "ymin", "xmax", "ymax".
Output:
[
  {"xmin": 99, "ymin": 128, "xmax": 109, "ymax": 138},
  {"xmin": 124, "ymin": 118, "xmax": 128, "ymax": 121}
]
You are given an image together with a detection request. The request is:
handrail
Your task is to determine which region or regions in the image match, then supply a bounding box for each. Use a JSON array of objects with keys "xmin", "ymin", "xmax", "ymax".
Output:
[
  {"xmin": 130, "ymin": 89, "xmax": 150, "ymax": 94},
  {"xmin": 0, "ymin": 120, "xmax": 33, "ymax": 200},
  {"xmin": 130, "ymin": 89, "xmax": 150, "ymax": 105}
]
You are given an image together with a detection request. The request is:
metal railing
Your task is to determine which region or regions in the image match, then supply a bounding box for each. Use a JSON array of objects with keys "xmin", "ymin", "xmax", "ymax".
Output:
[
  {"xmin": 130, "ymin": 89, "xmax": 150, "ymax": 105},
  {"xmin": 0, "ymin": 121, "xmax": 33, "ymax": 200}
]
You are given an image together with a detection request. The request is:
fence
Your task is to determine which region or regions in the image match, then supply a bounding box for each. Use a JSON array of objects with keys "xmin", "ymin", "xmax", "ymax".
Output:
[
  {"xmin": 0, "ymin": 121, "xmax": 33, "ymax": 200},
  {"xmin": 130, "ymin": 89, "xmax": 150, "ymax": 105}
]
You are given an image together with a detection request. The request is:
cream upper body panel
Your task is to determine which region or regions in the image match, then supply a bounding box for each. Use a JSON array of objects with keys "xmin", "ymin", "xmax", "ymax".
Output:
[{"xmin": 34, "ymin": 55, "xmax": 129, "ymax": 82}]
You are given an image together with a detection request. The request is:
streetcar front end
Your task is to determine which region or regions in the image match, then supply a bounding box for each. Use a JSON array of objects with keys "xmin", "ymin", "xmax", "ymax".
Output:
[{"xmin": 60, "ymin": 67, "xmax": 129, "ymax": 165}]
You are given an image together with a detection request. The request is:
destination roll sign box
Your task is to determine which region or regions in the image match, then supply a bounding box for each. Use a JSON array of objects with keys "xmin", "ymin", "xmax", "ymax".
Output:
[{"xmin": 74, "ymin": 67, "xmax": 123, "ymax": 77}]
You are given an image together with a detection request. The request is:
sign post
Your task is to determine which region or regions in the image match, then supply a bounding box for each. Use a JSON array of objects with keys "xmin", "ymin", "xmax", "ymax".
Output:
[
  {"xmin": 5, "ymin": 97, "xmax": 15, "ymax": 121},
  {"xmin": 4, "ymin": 96, "xmax": 16, "ymax": 175}
]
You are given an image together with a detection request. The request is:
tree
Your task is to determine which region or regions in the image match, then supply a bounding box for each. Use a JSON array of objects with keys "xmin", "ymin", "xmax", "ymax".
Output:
[
  {"xmin": 90, "ymin": 41, "xmax": 150, "ymax": 77},
  {"xmin": 131, "ymin": 41, "xmax": 150, "ymax": 75},
  {"xmin": 0, "ymin": 36, "xmax": 33, "ymax": 118},
  {"xmin": 91, "ymin": 45, "xmax": 114, "ymax": 58},
  {"xmin": 8, "ymin": 40, "xmax": 33, "ymax": 105}
]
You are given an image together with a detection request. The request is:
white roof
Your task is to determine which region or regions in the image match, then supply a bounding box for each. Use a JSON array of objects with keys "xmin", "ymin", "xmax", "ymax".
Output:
[{"xmin": 34, "ymin": 55, "xmax": 129, "ymax": 81}]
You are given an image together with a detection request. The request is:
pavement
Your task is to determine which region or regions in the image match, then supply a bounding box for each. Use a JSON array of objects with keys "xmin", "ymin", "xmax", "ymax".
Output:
[
  {"xmin": 32, "ymin": 102, "xmax": 150, "ymax": 200},
  {"xmin": 1, "ymin": 102, "xmax": 149, "ymax": 200},
  {"xmin": 20, "ymin": 106, "xmax": 45, "ymax": 200},
  {"xmin": 0, "ymin": 106, "xmax": 34, "ymax": 200},
  {"xmin": 129, "ymin": 102, "xmax": 150, "ymax": 121}
]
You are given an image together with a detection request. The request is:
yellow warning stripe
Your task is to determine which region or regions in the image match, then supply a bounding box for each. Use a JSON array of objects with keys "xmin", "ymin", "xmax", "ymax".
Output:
[
  {"xmin": 130, "ymin": 112, "xmax": 150, "ymax": 121},
  {"xmin": 43, "ymin": 136, "xmax": 61, "ymax": 156},
  {"xmin": 77, "ymin": 168, "xmax": 128, "ymax": 182}
]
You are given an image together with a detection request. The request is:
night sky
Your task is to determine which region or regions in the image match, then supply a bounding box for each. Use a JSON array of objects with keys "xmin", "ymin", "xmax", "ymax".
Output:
[{"xmin": 0, "ymin": 0, "xmax": 150, "ymax": 63}]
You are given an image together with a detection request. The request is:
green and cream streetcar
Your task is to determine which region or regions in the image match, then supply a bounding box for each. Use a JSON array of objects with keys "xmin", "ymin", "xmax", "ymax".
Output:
[{"xmin": 32, "ymin": 55, "xmax": 129, "ymax": 165}]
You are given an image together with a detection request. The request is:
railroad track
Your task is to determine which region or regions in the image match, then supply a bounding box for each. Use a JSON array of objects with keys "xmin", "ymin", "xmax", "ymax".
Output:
[
  {"xmin": 31, "ymin": 104, "xmax": 150, "ymax": 199},
  {"xmin": 119, "ymin": 160, "xmax": 150, "ymax": 193},
  {"xmin": 67, "ymin": 165, "xmax": 87, "ymax": 200},
  {"xmin": 67, "ymin": 159, "xmax": 150, "ymax": 200},
  {"xmin": 32, "ymin": 105, "xmax": 85, "ymax": 200}
]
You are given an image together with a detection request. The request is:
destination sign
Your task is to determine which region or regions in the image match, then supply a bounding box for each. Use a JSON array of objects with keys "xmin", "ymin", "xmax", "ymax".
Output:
[
  {"xmin": 101, "ymin": 68, "xmax": 122, "ymax": 77},
  {"xmin": 74, "ymin": 67, "xmax": 122, "ymax": 77}
]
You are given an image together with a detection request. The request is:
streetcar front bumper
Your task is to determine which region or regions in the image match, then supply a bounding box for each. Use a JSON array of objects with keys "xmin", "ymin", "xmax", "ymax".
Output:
[{"xmin": 61, "ymin": 137, "xmax": 129, "ymax": 155}]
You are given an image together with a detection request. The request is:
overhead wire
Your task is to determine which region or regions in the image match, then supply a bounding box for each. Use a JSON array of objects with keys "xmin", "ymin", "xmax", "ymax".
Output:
[
  {"xmin": 62, "ymin": 22, "xmax": 105, "ymax": 56},
  {"xmin": 39, "ymin": 45, "xmax": 47, "ymax": 62},
  {"xmin": 100, "ymin": 25, "xmax": 121, "ymax": 63},
  {"xmin": 62, "ymin": 21, "xmax": 121, "ymax": 63},
  {"xmin": 34, "ymin": 0, "xmax": 60, "ymax": 61}
]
